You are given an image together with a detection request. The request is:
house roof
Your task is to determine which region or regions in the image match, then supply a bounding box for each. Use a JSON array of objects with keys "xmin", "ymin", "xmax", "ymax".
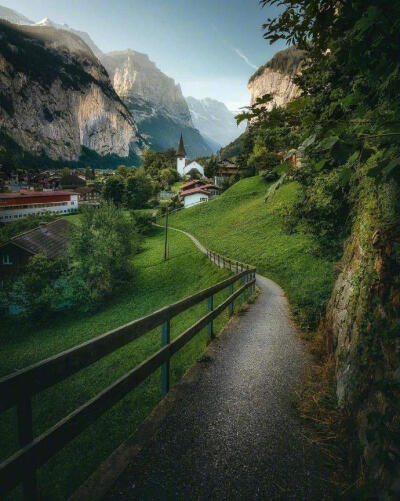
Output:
[
  {"xmin": 75, "ymin": 186, "xmax": 100, "ymax": 194},
  {"xmin": 3, "ymin": 219, "xmax": 70, "ymax": 258},
  {"xmin": 218, "ymin": 160, "xmax": 236, "ymax": 168},
  {"xmin": 0, "ymin": 190, "xmax": 76, "ymax": 199},
  {"xmin": 181, "ymin": 187, "xmax": 211, "ymax": 197},
  {"xmin": 176, "ymin": 133, "xmax": 186, "ymax": 157},
  {"xmin": 202, "ymin": 183, "xmax": 220, "ymax": 190},
  {"xmin": 181, "ymin": 180, "xmax": 206, "ymax": 190}
]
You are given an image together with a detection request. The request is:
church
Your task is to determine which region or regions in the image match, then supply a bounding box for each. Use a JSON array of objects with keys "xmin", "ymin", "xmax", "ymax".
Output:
[{"xmin": 176, "ymin": 134, "xmax": 205, "ymax": 178}]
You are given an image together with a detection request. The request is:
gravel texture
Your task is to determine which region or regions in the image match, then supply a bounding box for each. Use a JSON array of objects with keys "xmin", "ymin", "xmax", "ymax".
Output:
[{"xmin": 105, "ymin": 229, "xmax": 332, "ymax": 500}]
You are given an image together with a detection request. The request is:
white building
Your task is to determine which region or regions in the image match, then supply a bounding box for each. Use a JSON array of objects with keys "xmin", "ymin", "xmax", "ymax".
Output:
[
  {"xmin": 181, "ymin": 187, "xmax": 211, "ymax": 208},
  {"xmin": 176, "ymin": 134, "xmax": 205, "ymax": 178},
  {"xmin": 0, "ymin": 190, "xmax": 79, "ymax": 223}
]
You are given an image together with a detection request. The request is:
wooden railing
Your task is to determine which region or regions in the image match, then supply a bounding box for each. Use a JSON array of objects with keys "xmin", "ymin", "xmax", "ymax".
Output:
[{"xmin": 0, "ymin": 248, "xmax": 256, "ymax": 500}]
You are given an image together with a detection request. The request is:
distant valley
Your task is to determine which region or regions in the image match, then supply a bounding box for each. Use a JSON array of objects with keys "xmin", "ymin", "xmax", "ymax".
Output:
[
  {"xmin": 0, "ymin": 5, "xmax": 247, "ymax": 164},
  {"xmin": 186, "ymin": 97, "xmax": 246, "ymax": 153}
]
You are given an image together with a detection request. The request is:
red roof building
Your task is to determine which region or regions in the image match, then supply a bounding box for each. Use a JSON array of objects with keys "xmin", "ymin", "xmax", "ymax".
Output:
[{"xmin": 0, "ymin": 191, "xmax": 79, "ymax": 222}]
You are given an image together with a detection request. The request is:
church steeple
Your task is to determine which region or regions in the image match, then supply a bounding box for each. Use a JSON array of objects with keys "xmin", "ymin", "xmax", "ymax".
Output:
[
  {"xmin": 176, "ymin": 133, "xmax": 186, "ymax": 158},
  {"xmin": 176, "ymin": 133, "xmax": 187, "ymax": 176}
]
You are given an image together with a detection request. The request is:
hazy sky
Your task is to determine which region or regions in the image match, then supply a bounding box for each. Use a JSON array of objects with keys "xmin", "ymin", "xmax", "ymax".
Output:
[{"xmin": 4, "ymin": 0, "xmax": 286, "ymax": 110}]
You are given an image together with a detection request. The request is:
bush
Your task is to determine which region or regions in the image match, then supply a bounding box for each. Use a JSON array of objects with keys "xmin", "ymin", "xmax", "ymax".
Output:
[
  {"xmin": 65, "ymin": 203, "xmax": 139, "ymax": 310},
  {"xmin": 5, "ymin": 254, "xmax": 66, "ymax": 319},
  {"xmin": 260, "ymin": 169, "xmax": 280, "ymax": 183}
]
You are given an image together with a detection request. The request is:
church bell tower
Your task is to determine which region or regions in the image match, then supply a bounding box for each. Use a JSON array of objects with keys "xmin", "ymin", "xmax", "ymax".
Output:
[{"xmin": 176, "ymin": 133, "xmax": 186, "ymax": 176}]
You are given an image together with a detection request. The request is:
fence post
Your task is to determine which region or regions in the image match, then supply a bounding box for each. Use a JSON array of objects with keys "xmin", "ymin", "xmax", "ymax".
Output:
[
  {"xmin": 17, "ymin": 398, "xmax": 38, "ymax": 501},
  {"xmin": 207, "ymin": 295, "xmax": 214, "ymax": 339},
  {"xmin": 229, "ymin": 282, "xmax": 234, "ymax": 317},
  {"xmin": 161, "ymin": 320, "xmax": 170, "ymax": 397}
]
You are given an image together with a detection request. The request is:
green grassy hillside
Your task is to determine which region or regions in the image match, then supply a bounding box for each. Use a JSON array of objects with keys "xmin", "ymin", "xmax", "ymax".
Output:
[
  {"xmin": 168, "ymin": 176, "xmax": 335, "ymax": 329},
  {"xmin": 0, "ymin": 228, "xmax": 232, "ymax": 500}
]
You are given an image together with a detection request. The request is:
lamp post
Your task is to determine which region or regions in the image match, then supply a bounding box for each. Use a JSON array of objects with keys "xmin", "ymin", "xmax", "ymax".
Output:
[{"xmin": 164, "ymin": 203, "xmax": 169, "ymax": 261}]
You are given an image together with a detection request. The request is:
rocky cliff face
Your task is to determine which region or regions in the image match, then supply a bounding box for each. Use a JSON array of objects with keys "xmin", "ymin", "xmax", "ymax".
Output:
[
  {"xmin": 101, "ymin": 50, "xmax": 212, "ymax": 158},
  {"xmin": 325, "ymin": 174, "xmax": 400, "ymax": 496},
  {"xmin": 186, "ymin": 96, "xmax": 246, "ymax": 151},
  {"xmin": 248, "ymin": 46, "xmax": 304, "ymax": 109},
  {"xmin": 0, "ymin": 21, "xmax": 142, "ymax": 164}
]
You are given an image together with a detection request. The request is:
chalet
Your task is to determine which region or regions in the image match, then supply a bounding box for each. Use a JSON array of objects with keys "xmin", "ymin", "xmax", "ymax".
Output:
[
  {"xmin": 0, "ymin": 219, "xmax": 69, "ymax": 282},
  {"xmin": 0, "ymin": 190, "xmax": 79, "ymax": 222},
  {"xmin": 176, "ymin": 134, "xmax": 205, "ymax": 178},
  {"xmin": 180, "ymin": 180, "xmax": 220, "ymax": 208},
  {"xmin": 75, "ymin": 186, "xmax": 101, "ymax": 204},
  {"xmin": 180, "ymin": 187, "xmax": 212, "ymax": 208},
  {"xmin": 214, "ymin": 160, "xmax": 246, "ymax": 186}
]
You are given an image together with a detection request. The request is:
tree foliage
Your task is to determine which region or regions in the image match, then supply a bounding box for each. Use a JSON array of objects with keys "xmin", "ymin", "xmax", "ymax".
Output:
[
  {"xmin": 65, "ymin": 203, "xmax": 138, "ymax": 310},
  {"xmin": 125, "ymin": 168, "xmax": 154, "ymax": 209},
  {"xmin": 4, "ymin": 254, "xmax": 66, "ymax": 319},
  {"xmin": 102, "ymin": 176, "xmax": 126, "ymax": 206},
  {"xmin": 239, "ymin": 1, "xmax": 400, "ymax": 256}
]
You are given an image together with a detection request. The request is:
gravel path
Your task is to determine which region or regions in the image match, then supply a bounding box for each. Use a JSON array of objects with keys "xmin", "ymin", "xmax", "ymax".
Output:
[{"xmin": 105, "ymin": 228, "xmax": 331, "ymax": 500}]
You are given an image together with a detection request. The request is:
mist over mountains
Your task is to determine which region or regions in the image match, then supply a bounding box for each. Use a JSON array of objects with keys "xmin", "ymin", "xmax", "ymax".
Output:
[{"xmin": 186, "ymin": 97, "xmax": 246, "ymax": 153}]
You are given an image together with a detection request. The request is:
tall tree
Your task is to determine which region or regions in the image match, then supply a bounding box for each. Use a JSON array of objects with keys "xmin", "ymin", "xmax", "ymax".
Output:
[{"xmin": 102, "ymin": 176, "xmax": 126, "ymax": 206}]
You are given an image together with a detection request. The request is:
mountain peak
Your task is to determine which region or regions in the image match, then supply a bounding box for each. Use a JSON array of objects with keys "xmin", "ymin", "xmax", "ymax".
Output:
[{"xmin": 186, "ymin": 96, "xmax": 246, "ymax": 149}]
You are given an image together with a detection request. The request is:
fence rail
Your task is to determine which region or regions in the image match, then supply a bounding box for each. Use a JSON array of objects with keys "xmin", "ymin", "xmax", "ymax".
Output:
[{"xmin": 0, "ymin": 246, "xmax": 256, "ymax": 500}]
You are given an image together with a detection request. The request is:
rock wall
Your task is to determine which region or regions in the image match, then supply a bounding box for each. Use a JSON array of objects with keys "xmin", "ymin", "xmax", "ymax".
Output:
[
  {"xmin": 326, "ymin": 173, "xmax": 400, "ymax": 497},
  {"xmin": 101, "ymin": 50, "xmax": 212, "ymax": 158},
  {"xmin": 101, "ymin": 50, "xmax": 190, "ymax": 124},
  {"xmin": 0, "ymin": 21, "xmax": 141, "ymax": 162},
  {"xmin": 248, "ymin": 46, "xmax": 304, "ymax": 110}
]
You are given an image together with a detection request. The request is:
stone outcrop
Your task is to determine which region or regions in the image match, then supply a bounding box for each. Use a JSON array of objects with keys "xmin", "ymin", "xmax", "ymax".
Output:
[
  {"xmin": 0, "ymin": 21, "xmax": 142, "ymax": 163},
  {"xmin": 101, "ymin": 50, "xmax": 212, "ymax": 158},
  {"xmin": 248, "ymin": 46, "xmax": 304, "ymax": 110},
  {"xmin": 325, "ymin": 174, "xmax": 400, "ymax": 497}
]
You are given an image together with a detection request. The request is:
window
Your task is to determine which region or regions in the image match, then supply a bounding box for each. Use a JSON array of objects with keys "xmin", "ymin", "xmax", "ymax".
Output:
[{"xmin": 2, "ymin": 255, "xmax": 12, "ymax": 265}]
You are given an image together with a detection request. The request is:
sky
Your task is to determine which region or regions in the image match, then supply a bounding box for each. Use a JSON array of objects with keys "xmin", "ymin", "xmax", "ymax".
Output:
[{"xmin": 4, "ymin": 0, "xmax": 287, "ymax": 110}]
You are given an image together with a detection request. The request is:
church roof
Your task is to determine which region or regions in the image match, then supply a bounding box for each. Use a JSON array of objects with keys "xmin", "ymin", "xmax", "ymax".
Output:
[{"xmin": 176, "ymin": 133, "xmax": 186, "ymax": 157}]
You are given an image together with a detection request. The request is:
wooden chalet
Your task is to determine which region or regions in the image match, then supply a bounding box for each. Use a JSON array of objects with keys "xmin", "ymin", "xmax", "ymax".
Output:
[{"xmin": 0, "ymin": 219, "xmax": 69, "ymax": 282}]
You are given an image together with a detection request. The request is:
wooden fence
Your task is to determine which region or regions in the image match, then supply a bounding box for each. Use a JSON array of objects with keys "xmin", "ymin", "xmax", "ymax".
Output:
[{"xmin": 0, "ymin": 248, "xmax": 256, "ymax": 500}]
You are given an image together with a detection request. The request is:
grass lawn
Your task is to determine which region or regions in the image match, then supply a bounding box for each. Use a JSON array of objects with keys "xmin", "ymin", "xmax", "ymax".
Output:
[
  {"xmin": 168, "ymin": 176, "xmax": 335, "ymax": 330},
  {"xmin": 0, "ymin": 227, "xmax": 234, "ymax": 500}
]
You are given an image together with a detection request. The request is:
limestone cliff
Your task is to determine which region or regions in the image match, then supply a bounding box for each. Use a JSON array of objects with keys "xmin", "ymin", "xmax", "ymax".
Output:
[
  {"xmin": 248, "ymin": 46, "xmax": 304, "ymax": 109},
  {"xmin": 0, "ymin": 21, "xmax": 142, "ymax": 164},
  {"xmin": 101, "ymin": 50, "xmax": 212, "ymax": 158}
]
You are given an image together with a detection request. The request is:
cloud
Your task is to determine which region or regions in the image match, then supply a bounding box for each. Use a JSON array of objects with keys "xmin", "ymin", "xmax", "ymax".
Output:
[{"xmin": 234, "ymin": 48, "xmax": 258, "ymax": 70}]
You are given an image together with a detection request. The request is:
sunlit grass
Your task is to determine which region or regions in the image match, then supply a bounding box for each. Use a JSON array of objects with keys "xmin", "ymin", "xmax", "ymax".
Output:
[
  {"xmin": 0, "ymin": 228, "xmax": 234, "ymax": 500},
  {"xmin": 169, "ymin": 176, "xmax": 335, "ymax": 330}
]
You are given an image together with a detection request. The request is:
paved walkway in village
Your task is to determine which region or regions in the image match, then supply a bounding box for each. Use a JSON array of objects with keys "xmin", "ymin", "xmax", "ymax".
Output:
[{"xmin": 104, "ymin": 228, "xmax": 331, "ymax": 500}]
